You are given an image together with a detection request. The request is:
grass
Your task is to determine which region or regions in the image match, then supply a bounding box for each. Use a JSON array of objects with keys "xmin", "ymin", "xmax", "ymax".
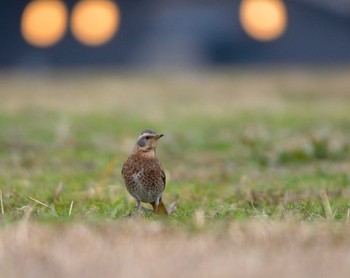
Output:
[{"xmin": 1, "ymin": 68, "xmax": 350, "ymax": 276}]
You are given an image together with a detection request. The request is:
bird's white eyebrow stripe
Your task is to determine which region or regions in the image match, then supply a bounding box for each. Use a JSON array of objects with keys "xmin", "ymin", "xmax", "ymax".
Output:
[{"xmin": 138, "ymin": 133, "xmax": 155, "ymax": 139}]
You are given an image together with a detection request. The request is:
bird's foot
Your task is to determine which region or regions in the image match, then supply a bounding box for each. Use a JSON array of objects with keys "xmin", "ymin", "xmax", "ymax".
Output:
[
  {"xmin": 132, "ymin": 205, "xmax": 153, "ymax": 216},
  {"xmin": 139, "ymin": 205, "xmax": 154, "ymax": 214}
]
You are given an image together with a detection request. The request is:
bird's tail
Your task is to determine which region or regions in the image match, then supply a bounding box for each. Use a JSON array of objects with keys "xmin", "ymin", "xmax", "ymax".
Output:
[{"xmin": 151, "ymin": 199, "xmax": 168, "ymax": 215}]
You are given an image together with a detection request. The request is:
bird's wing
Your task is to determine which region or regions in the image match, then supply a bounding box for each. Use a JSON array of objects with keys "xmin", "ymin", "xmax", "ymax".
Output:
[{"xmin": 161, "ymin": 168, "xmax": 166, "ymax": 186}]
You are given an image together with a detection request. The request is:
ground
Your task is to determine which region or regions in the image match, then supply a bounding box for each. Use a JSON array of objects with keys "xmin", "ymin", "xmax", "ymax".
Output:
[{"xmin": 0, "ymin": 68, "xmax": 350, "ymax": 277}]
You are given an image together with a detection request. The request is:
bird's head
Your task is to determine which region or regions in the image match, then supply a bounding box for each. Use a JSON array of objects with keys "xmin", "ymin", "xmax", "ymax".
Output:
[{"xmin": 133, "ymin": 129, "xmax": 164, "ymax": 154}]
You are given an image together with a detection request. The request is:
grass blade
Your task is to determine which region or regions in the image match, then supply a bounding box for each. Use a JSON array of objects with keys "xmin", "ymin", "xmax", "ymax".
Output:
[
  {"xmin": 0, "ymin": 190, "xmax": 4, "ymax": 215},
  {"xmin": 28, "ymin": 196, "xmax": 51, "ymax": 209},
  {"xmin": 69, "ymin": 201, "xmax": 74, "ymax": 217},
  {"xmin": 320, "ymin": 190, "xmax": 333, "ymax": 221}
]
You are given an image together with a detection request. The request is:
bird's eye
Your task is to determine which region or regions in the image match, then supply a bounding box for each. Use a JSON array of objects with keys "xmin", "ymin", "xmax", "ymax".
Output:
[{"xmin": 145, "ymin": 136, "xmax": 150, "ymax": 140}]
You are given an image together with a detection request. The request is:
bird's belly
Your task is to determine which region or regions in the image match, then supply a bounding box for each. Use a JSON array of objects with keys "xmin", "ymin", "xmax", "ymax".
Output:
[
  {"xmin": 133, "ymin": 187, "xmax": 159, "ymax": 203},
  {"xmin": 128, "ymin": 171, "xmax": 161, "ymax": 203}
]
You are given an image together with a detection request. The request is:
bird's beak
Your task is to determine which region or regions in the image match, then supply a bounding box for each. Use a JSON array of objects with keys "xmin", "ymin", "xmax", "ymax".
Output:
[{"xmin": 154, "ymin": 134, "xmax": 164, "ymax": 140}]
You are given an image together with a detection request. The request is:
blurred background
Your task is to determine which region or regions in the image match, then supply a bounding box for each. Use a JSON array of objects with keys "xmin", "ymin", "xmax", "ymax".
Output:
[{"xmin": 1, "ymin": 0, "xmax": 350, "ymax": 68}]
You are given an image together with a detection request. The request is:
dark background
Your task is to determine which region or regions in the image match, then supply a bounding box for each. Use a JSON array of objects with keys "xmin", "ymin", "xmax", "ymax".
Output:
[{"xmin": 1, "ymin": 0, "xmax": 350, "ymax": 68}]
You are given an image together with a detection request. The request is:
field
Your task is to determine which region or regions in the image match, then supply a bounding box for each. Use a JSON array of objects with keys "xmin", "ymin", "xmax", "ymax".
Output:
[{"xmin": 1, "ymin": 68, "xmax": 350, "ymax": 277}]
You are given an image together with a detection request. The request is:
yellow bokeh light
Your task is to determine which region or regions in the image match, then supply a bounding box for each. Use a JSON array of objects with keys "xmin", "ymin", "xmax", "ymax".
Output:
[
  {"xmin": 71, "ymin": 0, "xmax": 120, "ymax": 46},
  {"xmin": 240, "ymin": 0, "xmax": 287, "ymax": 41},
  {"xmin": 21, "ymin": 0, "xmax": 68, "ymax": 47}
]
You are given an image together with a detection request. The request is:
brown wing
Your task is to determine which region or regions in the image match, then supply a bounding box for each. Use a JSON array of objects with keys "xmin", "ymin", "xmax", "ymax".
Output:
[
  {"xmin": 156, "ymin": 159, "xmax": 166, "ymax": 187},
  {"xmin": 161, "ymin": 168, "xmax": 166, "ymax": 187}
]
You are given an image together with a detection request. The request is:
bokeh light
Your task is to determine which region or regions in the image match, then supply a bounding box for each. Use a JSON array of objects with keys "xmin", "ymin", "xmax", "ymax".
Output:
[
  {"xmin": 240, "ymin": 0, "xmax": 287, "ymax": 41},
  {"xmin": 21, "ymin": 0, "xmax": 68, "ymax": 47},
  {"xmin": 71, "ymin": 0, "xmax": 120, "ymax": 47}
]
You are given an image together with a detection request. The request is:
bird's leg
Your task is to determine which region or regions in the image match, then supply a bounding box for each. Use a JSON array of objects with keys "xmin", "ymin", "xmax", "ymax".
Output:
[
  {"xmin": 134, "ymin": 197, "xmax": 152, "ymax": 214},
  {"xmin": 135, "ymin": 196, "xmax": 141, "ymax": 211}
]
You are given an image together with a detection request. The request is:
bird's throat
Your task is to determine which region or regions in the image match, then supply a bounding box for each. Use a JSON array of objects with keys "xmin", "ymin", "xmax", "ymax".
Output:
[{"xmin": 133, "ymin": 148, "xmax": 156, "ymax": 159}]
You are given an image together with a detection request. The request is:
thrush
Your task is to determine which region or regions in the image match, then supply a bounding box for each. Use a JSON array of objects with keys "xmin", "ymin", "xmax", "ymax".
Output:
[{"xmin": 122, "ymin": 130, "xmax": 168, "ymax": 215}]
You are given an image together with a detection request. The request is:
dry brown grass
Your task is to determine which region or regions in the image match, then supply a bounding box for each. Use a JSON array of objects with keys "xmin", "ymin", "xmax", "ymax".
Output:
[{"xmin": 1, "ymin": 221, "xmax": 350, "ymax": 278}]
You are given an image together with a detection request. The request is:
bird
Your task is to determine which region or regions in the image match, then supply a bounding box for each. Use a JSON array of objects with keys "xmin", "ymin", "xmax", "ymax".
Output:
[{"xmin": 122, "ymin": 130, "xmax": 168, "ymax": 215}]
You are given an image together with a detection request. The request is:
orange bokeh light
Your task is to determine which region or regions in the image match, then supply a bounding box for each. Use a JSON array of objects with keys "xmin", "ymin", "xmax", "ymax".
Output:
[
  {"xmin": 21, "ymin": 0, "xmax": 68, "ymax": 47},
  {"xmin": 71, "ymin": 0, "xmax": 120, "ymax": 46},
  {"xmin": 240, "ymin": 0, "xmax": 287, "ymax": 41}
]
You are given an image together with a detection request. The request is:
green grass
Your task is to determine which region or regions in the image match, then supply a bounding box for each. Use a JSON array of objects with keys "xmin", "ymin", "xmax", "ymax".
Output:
[{"xmin": 0, "ymin": 70, "xmax": 350, "ymax": 228}]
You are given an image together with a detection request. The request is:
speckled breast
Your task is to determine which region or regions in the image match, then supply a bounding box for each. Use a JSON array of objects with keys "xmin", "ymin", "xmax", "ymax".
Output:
[{"xmin": 122, "ymin": 155, "xmax": 165, "ymax": 203}]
